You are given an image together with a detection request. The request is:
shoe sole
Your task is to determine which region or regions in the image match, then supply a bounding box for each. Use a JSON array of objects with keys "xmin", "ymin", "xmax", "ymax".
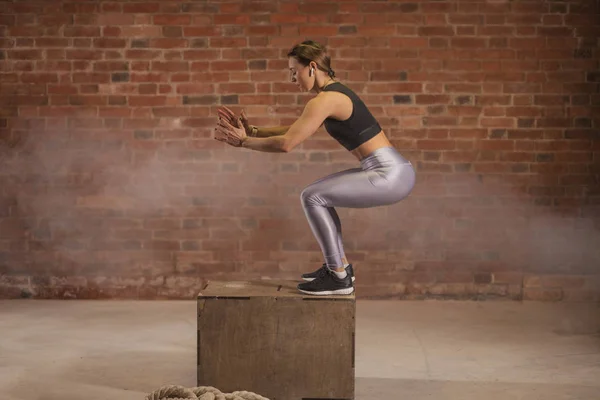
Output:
[
  {"xmin": 298, "ymin": 287, "xmax": 355, "ymax": 296},
  {"xmin": 302, "ymin": 276, "xmax": 355, "ymax": 282}
]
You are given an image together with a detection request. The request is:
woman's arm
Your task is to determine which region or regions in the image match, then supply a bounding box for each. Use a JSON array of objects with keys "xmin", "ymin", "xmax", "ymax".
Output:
[
  {"xmin": 241, "ymin": 96, "xmax": 332, "ymax": 153},
  {"xmin": 240, "ymin": 136, "xmax": 288, "ymax": 153},
  {"xmin": 252, "ymin": 125, "xmax": 290, "ymax": 138}
]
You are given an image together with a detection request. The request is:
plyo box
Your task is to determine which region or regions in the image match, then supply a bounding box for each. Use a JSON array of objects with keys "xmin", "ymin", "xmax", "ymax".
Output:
[{"xmin": 197, "ymin": 280, "xmax": 356, "ymax": 400}]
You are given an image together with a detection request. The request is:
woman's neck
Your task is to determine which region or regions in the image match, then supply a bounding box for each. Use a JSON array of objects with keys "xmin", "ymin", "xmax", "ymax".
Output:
[{"xmin": 315, "ymin": 78, "xmax": 336, "ymax": 93}]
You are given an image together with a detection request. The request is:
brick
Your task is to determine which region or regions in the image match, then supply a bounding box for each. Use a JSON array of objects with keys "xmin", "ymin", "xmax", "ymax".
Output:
[
  {"xmin": 149, "ymin": 61, "xmax": 188, "ymax": 72},
  {"xmin": 418, "ymin": 26, "xmax": 454, "ymax": 36},
  {"xmin": 181, "ymin": 96, "xmax": 216, "ymax": 106},
  {"xmin": 451, "ymin": 38, "xmax": 487, "ymax": 48},
  {"xmin": 173, "ymin": 83, "xmax": 213, "ymax": 95},
  {"xmin": 236, "ymin": 1, "xmax": 276, "ymax": 12},
  {"xmin": 416, "ymin": 139, "xmax": 456, "ymax": 151},
  {"xmin": 64, "ymin": 26, "xmax": 100, "ymax": 37},
  {"xmin": 538, "ymin": 26, "xmax": 574, "ymax": 37},
  {"xmin": 505, "ymin": 107, "xmax": 541, "ymax": 118},
  {"xmin": 393, "ymin": 95, "xmax": 412, "ymax": 104},
  {"xmin": 448, "ymin": 13, "xmax": 483, "ymax": 25},
  {"xmin": 422, "ymin": 2, "xmax": 456, "ymax": 13},
  {"xmin": 357, "ymin": 26, "xmax": 397, "ymax": 36},
  {"xmin": 128, "ymin": 96, "xmax": 167, "ymax": 107},
  {"xmin": 123, "ymin": 3, "xmax": 160, "ymax": 13},
  {"xmin": 102, "ymin": 26, "xmax": 121, "ymax": 37},
  {"xmin": 533, "ymin": 95, "xmax": 569, "ymax": 106},
  {"xmin": 153, "ymin": 15, "xmax": 191, "ymax": 25},
  {"xmin": 213, "ymin": 14, "xmax": 251, "ymax": 25},
  {"xmin": 35, "ymin": 38, "xmax": 70, "ymax": 48},
  {"xmin": 94, "ymin": 61, "xmax": 129, "ymax": 72},
  {"xmin": 118, "ymin": 26, "xmax": 161, "ymax": 38},
  {"xmin": 298, "ymin": 26, "xmax": 338, "ymax": 36},
  {"xmin": 150, "ymin": 39, "xmax": 188, "ymax": 51},
  {"xmin": 209, "ymin": 37, "xmax": 247, "ymax": 48},
  {"xmin": 415, "ymin": 95, "xmax": 451, "ymax": 105},
  {"xmin": 445, "ymin": 84, "xmax": 482, "ymax": 93},
  {"xmin": 93, "ymin": 38, "xmax": 126, "ymax": 48},
  {"xmin": 7, "ymin": 50, "xmax": 43, "ymax": 60},
  {"xmin": 247, "ymin": 60, "xmax": 265, "ymax": 70},
  {"xmin": 211, "ymin": 61, "xmax": 246, "ymax": 71},
  {"xmin": 270, "ymin": 14, "xmax": 307, "ymax": 24},
  {"xmin": 337, "ymin": 25, "xmax": 356, "ymax": 35},
  {"xmin": 144, "ymin": 240, "xmax": 180, "ymax": 251},
  {"xmin": 71, "ymin": 73, "xmax": 110, "ymax": 84},
  {"xmin": 370, "ymin": 72, "xmax": 409, "ymax": 82},
  {"xmin": 8, "ymin": 26, "xmax": 45, "ymax": 36},
  {"xmin": 157, "ymin": 27, "xmax": 181, "ymax": 39},
  {"xmin": 20, "ymin": 73, "xmax": 58, "ymax": 84},
  {"xmin": 110, "ymin": 73, "xmax": 129, "ymax": 83}
]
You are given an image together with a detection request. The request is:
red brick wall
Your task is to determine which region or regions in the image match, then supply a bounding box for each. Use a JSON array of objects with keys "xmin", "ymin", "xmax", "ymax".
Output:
[{"xmin": 1, "ymin": 1, "xmax": 599, "ymax": 301}]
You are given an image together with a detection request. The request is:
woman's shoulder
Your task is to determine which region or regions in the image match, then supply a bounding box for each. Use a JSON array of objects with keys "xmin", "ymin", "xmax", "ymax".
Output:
[
  {"xmin": 322, "ymin": 81, "xmax": 346, "ymax": 91},
  {"xmin": 323, "ymin": 81, "xmax": 362, "ymax": 99},
  {"xmin": 315, "ymin": 85, "xmax": 352, "ymax": 104}
]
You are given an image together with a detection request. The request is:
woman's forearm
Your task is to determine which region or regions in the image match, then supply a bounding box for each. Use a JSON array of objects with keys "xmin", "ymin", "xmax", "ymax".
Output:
[
  {"xmin": 254, "ymin": 125, "xmax": 290, "ymax": 138},
  {"xmin": 241, "ymin": 136, "xmax": 288, "ymax": 153}
]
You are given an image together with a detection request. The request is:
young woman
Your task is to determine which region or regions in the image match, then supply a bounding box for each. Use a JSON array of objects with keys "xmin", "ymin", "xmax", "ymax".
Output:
[{"xmin": 215, "ymin": 40, "xmax": 416, "ymax": 296}]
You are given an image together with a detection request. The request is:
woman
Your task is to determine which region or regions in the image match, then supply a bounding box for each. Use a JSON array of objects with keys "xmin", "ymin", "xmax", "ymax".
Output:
[{"xmin": 215, "ymin": 40, "xmax": 416, "ymax": 296}]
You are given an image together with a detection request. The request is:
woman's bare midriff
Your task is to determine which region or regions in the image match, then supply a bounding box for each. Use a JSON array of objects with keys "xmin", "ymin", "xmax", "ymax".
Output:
[{"xmin": 351, "ymin": 130, "xmax": 394, "ymax": 161}]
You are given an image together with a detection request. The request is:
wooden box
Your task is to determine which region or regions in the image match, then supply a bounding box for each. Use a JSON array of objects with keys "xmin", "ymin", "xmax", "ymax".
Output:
[{"xmin": 197, "ymin": 280, "xmax": 355, "ymax": 400}]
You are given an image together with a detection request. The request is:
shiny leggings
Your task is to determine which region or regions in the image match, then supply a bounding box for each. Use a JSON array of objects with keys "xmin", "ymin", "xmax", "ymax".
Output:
[{"xmin": 300, "ymin": 146, "xmax": 416, "ymax": 270}]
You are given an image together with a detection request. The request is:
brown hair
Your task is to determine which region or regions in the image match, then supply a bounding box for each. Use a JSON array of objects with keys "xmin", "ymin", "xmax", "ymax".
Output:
[{"xmin": 287, "ymin": 40, "xmax": 335, "ymax": 78}]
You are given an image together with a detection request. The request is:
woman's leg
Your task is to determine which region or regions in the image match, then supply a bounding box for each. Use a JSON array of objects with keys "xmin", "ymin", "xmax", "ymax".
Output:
[
  {"xmin": 303, "ymin": 167, "xmax": 361, "ymax": 270},
  {"xmin": 299, "ymin": 204, "xmax": 353, "ymax": 283},
  {"xmin": 300, "ymin": 163, "xmax": 415, "ymax": 272},
  {"xmin": 300, "ymin": 168, "xmax": 361, "ymax": 272},
  {"xmin": 327, "ymin": 207, "xmax": 348, "ymax": 265}
]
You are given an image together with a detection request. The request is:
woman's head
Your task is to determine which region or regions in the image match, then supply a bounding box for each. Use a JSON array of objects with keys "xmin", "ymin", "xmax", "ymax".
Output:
[{"xmin": 287, "ymin": 40, "xmax": 335, "ymax": 92}]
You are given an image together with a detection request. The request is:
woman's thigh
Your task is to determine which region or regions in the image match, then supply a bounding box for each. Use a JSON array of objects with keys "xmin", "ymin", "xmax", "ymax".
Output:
[{"xmin": 301, "ymin": 164, "xmax": 415, "ymax": 209}]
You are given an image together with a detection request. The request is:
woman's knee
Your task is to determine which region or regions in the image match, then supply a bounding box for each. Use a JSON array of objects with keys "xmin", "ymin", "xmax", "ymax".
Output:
[{"xmin": 300, "ymin": 184, "xmax": 325, "ymax": 208}]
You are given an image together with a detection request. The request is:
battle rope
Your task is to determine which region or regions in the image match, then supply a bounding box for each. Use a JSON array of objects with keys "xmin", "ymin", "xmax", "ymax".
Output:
[{"xmin": 146, "ymin": 385, "xmax": 270, "ymax": 400}]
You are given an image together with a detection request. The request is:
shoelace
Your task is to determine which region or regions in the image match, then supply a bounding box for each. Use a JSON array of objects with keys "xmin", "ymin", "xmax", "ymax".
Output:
[{"xmin": 317, "ymin": 266, "xmax": 333, "ymax": 278}]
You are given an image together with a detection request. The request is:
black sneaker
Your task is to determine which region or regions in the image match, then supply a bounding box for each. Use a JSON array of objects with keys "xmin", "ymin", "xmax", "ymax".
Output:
[
  {"xmin": 297, "ymin": 267, "xmax": 354, "ymax": 296},
  {"xmin": 301, "ymin": 263, "xmax": 355, "ymax": 282}
]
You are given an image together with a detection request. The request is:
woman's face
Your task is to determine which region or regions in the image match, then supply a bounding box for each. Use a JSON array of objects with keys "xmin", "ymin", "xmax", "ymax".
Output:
[{"xmin": 288, "ymin": 57, "xmax": 312, "ymax": 92}]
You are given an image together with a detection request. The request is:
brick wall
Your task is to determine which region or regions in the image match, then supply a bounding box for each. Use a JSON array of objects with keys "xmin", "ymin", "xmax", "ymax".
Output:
[{"xmin": 0, "ymin": 1, "xmax": 599, "ymax": 301}]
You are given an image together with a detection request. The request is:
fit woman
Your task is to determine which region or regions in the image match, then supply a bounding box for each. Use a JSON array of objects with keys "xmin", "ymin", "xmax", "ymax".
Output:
[{"xmin": 215, "ymin": 40, "xmax": 416, "ymax": 296}]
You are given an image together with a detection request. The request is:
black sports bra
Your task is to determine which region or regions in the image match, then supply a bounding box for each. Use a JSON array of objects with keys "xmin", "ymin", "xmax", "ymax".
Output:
[{"xmin": 322, "ymin": 82, "xmax": 382, "ymax": 151}]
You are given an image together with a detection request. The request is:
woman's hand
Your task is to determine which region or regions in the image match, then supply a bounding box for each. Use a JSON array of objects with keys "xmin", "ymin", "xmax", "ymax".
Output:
[
  {"xmin": 215, "ymin": 116, "xmax": 248, "ymax": 147},
  {"xmin": 217, "ymin": 106, "xmax": 252, "ymax": 136}
]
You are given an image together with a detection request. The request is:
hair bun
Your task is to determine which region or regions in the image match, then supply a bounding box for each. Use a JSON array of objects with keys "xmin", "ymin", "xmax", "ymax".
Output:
[{"xmin": 287, "ymin": 40, "xmax": 334, "ymax": 79}]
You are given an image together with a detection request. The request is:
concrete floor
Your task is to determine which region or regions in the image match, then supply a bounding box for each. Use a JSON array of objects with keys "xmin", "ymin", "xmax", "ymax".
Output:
[{"xmin": 1, "ymin": 300, "xmax": 599, "ymax": 400}]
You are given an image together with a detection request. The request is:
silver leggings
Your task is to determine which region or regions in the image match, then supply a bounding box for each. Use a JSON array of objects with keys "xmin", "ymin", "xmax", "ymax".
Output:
[{"xmin": 300, "ymin": 146, "xmax": 416, "ymax": 270}]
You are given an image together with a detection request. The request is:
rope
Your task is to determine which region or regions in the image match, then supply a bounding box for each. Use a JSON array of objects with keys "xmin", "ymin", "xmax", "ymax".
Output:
[{"xmin": 146, "ymin": 385, "xmax": 270, "ymax": 400}]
